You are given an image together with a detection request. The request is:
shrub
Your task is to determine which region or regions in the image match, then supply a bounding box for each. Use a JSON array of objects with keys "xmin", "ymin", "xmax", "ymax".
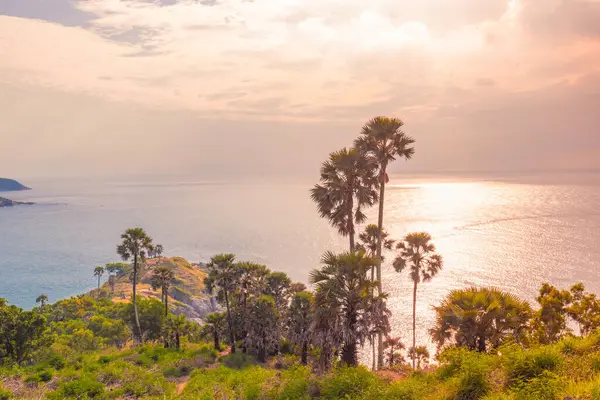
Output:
[
  {"xmin": 24, "ymin": 370, "xmax": 52, "ymax": 384},
  {"xmin": 47, "ymin": 354, "xmax": 66, "ymax": 370},
  {"xmin": 49, "ymin": 377, "xmax": 105, "ymax": 399},
  {"xmin": 513, "ymin": 370, "xmax": 560, "ymax": 400},
  {"xmin": 221, "ymin": 353, "xmax": 257, "ymax": 370},
  {"xmin": 0, "ymin": 388, "xmax": 12, "ymax": 400},
  {"xmin": 319, "ymin": 366, "xmax": 383, "ymax": 400},
  {"xmin": 504, "ymin": 347, "xmax": 560, "ymax": 386}
]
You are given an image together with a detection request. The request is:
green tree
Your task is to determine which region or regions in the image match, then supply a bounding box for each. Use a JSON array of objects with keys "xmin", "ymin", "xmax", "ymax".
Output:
[
  {"xmin": 151, "ymin": 266, "xmax": 175, "ymax": 316},
  {"xmin": 206, "ymin": 254, "xmax": 240, "ymax": 354},
  {"xmin": 36, "ymin": 294, "xmax": 48, "ymax": 312},
  {"xmin": 355, "ymin": 116, "xmax": 415, "ymax": 366},
  {"xmin": 245, "ymin": 295, "xmax": 279, "ymax": 362},
  {"xmin": 383, "ymin": 336, "xmax": 405, "ymax": 367},
  {"xmin": 567, "ymin": 283, "xmax": 600, "ymax": 335},
  {"xmin": 94, "ymin": 266, "xmax": 105, "ymax": 295},
  {"xmin": 116, "ymin": 227, "xmax": 154, "ymax": 342},
  {"xmin": 310, "ymin": 251, "xmax": 391, "ymax": 367},
  {"xmin": 266, "ymin": 271, "xmax": 292, "ymax": 314},
  {"xmin": 153, "ymin": 244, "xmax": 164, "ymax": 259},
  {"xmin": 0, "ymin": 300, "xmax": 48, "ymax": 365},
  {"xmin": 310, "ymin": 147, "xmax": 378, "ymax": 252},
  {"xmin": 530, "ymin": 283, "xmax": 574, "ymax": 344},
  {"xmin": 393, "ymin": 232, "xmax": 443, "ymax": 369},
  {"xmin": 122, "ymin": 296, "xmax": 164, "ymax": 342},
  {"xmin": 203, "ymin": 312, "xmax": 226, "ymax": 350},
  {"xmin": 430, "ymin": 287, "xmax": 532, "ymax": 353},
  {"xmin": 286, "ymin": 291, "xmax": 314, "ymax": 365}
]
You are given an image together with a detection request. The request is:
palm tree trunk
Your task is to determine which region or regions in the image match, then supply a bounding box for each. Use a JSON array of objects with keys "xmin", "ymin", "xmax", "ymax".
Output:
[
  {"xmin": 376, "ymin": 164, "xmax": 387, "ymax": 368},
  {"xmin": 301, "ymin": 340, "xmax": 308, "ymax": 365},
  {"xmin": 224, "ymin": 290, "xmax": 236, "ymax": 354},
  {"xmin": 348, "ymin": 193, "xmax": 355, "ymax": 252},
  {"xmin": 372, "ymin": 337, "xmax": 376, "ymax": 370},
  {"xmin": 213, "ymin": 329, "xmax": 219, "ymax": 350},
  {"xmin": 163, "ymin": 286, "xmax": 169, "ymax": 316},
  {"xmin": 133, "ymin": 253, "xmax": 142, "ymax": 342},
  {"xmin": 412, "ymin": 281, "xmax": 417, "ymax": 369},
  {"xmin": 97, "ymin": 276, "xmax": 101, "ymax": 293}
]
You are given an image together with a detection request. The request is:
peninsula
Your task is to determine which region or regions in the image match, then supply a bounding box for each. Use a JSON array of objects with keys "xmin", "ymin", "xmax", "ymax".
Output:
[
  {"xmin": 0, "ymin": 177, "xmax": 30, "ymax": 192},
  {"xmin": 0, "ymin": 196, "xmax": 34, "ymax": 207}
]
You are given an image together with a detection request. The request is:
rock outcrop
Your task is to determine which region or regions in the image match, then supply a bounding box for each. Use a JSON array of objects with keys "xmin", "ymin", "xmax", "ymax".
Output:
[{"xmin": 0, "ymin": 197, "xmax": 34, "ymax": 207}]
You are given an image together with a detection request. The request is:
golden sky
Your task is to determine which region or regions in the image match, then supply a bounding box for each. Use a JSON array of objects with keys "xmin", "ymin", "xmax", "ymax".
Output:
[{"xmin": 1, "ymin": 0, "xmax": 599, "ymax": 178}]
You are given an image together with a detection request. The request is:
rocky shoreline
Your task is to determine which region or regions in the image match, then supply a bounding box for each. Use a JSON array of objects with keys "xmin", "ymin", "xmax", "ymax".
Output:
[{"xmin": 0, "ymin": 196, "xmax": 34, "ymax": 207}]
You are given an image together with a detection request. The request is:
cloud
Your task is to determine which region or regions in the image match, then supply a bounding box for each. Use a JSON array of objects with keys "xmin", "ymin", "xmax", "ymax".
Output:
[{"xmin": 1, "ymin": 0, "xmax": 600, "ymax": 177}]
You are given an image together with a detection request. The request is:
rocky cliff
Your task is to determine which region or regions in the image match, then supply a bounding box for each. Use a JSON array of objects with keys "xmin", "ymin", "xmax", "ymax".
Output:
[
  {"xmin": 0, "ymin": 196, "xmax": 34, "ymax": 207},
  {"xmin": 99, "ymin": 256, "xmax": 218, "ymax": 322}
]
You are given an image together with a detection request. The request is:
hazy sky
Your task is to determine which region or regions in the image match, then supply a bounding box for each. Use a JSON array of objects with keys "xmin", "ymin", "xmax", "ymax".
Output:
[{"xmin": 1, "ymin": 0, "xmax": 599, "ymax": 179}]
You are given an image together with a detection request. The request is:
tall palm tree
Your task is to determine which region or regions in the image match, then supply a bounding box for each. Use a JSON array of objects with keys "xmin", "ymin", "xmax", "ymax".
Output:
[
  {"xmin": 393, "ymin": 232, "xmax": 443, "ymax": 369},
  {"xmin": 408, "ymin": 346, "xmax": 430, "ymax": 369},
  {"xmin": 356, "ymin": 223, "xmax": 395, "ymax": 370},
  {"xmin": 354, "ymin": 117, "xmax": 415, "ymax": 282},
  {"xmin": 116, "ymin": 227, "xmax": 154, "ymax": 342},
  {"xmin": 151, "ymin": 266, "xmax": 175, "ymax": 316},
  {"xmin": 235, "ymin": 262, "xmax": 269, "ymax": 352},
  {"xmin": 93, "ymin": 266, "xmax": 105, "ymax": 296},
  {"xmin": 311, "ymin": 147, "xmax": 378, "ymax": 252},
  {"xmin": 310, "ymin": 250, "xmax": 390, "ymax": 367},
  {"xmin": 35, "ymin": 294, "xmax": 48, "ymax": 311},
  {"xmin": 206, "ymin": 254, "xmax": 240, "ymax": 354},
  {"xmin": 287, "ymin": 291, "xmax": 314, "ymax": 365},
  {"xmin": 164, "ymin": 314, "xmax": 189, "ymax": 349}
]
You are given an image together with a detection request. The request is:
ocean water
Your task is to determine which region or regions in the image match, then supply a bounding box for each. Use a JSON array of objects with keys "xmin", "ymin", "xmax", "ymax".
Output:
[{"xmin": 2, "ymin": 171, "xmax": 600, "ymax": 360}]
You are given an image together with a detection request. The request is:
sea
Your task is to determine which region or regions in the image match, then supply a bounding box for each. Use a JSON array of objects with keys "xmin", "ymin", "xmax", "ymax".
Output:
[{"xmin": 2, "ymin": 171, "xmax": 600, "ymax": 362}]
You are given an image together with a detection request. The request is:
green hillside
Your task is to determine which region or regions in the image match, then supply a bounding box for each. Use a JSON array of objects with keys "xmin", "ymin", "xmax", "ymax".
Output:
[{"xmin": 0, "ymin": 178, "xmax": 30, "ymax": 192}]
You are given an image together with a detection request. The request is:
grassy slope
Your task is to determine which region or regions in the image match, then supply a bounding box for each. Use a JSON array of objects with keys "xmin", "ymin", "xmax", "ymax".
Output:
[
  {"xmin": 5, "ymin": 332, "xmax": 600, "ymax": 399},
  {"xmin": 101, "ymin": 257, "xmax": 208, "ymax": 309}
]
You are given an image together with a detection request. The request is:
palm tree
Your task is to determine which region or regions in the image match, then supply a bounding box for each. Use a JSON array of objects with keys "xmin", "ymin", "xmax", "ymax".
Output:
[
  {"xmin": 151, "ymin": 266, "xmax": 175, "ymax": 316},
  {"xmin": 204, "ymin": 312, "xmax": 226, "ymax": 350},
  {"xmin": 235, "ymin": 262, "xmax": 269, "ymax": 352},
  {"xmin": 164, "ymin": 314, "xmax": 189, "ymax": 349},
  {"xmin": 357, "ymin": 224, "xmax": 395, "ymax": 370},
  {"xmin": 408, "ymin": 346, "xmax": 429, "ymax": 369},
  {"xmin": 310, "ymin": 251, "xmax": 390, "ymax": 367},
  {"xmin": 430, "ymin": 287, "xmax": 532, "ymax": 353},
  {"xmin": 206, "ymin": 254, "xmax": 240, "ymax": 354},
  {"xmin": 393, "ymin": 232, "xmax": 443, "ymax": 369},
  {"xmin": 245, "ymin": 295, "xmax": 279, "ymax": 362},
  {"xmin": 383, "ymin": 336, "xmax": 405, "ymax": 367},
  {"xmin": 311, "ymin": 147, "xmax": 378, "ymax": 252},
  {"xmin": 287, "ymin": 291, "xmax": 314, "ymax": 365},
  {"xmin": 94, "ymin": 266, "xmax": 105, "ymax": 296},
  {"xmin": 116, "ymin": 227, "xmax": 154, "ymax": 342},
  {"xmin": 153, "ymin": 244, "xmax": 164, "ymax": 259},
  {"xmin": 35, "ymin": 294, "xmax": 48, "ymax": 311},
  {"xmin": 355, "ymin": 117, "xmax": 415, "ymax": 366}
]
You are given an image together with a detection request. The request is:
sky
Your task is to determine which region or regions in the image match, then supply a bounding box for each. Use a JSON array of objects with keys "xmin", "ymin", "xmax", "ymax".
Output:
[{"xmin": 1, "ymin": 0, "xmax": 600, "ymax": 180}]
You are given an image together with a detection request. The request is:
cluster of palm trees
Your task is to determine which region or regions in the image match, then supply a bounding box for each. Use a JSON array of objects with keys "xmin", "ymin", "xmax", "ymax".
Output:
[{"xmin": 311, "ymin": 117, "xmax": 444, "ymax": 370}]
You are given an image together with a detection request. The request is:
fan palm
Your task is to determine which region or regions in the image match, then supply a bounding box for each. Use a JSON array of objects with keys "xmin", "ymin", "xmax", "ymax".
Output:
[
  {"xmin": 311, "ymin": 147, "xmax": 378, "ymax": 252},
  {"xmin": 151, "ymin": 266, "xmax": 175, "ymax": 316},
  {"xmin": 355, "ymin": 116, "xmax": 415, "ymax": 366},
  {"xmin": 204, "ymin": 312, "xmax": 226, "ymax": 350},
  {"xmin": 116, "ymin": 227, "xmax": 154, "ymax": 342},
  {"xmin": 408, "ymin": 346, "xmax": 429, "ymax": 370},
  {"xmin": 245, "ymin": 295, "xmax": 279, "ymax": 362},
  {"xmin": 35, "ymin": 294, "xmax": 48, "ymax": 311},
  {"xmin": 310, "ymin": 250, "xmax": 390, "ymax": 367},
  {"xmin": 393, "ymin": 232, "xmax": 442, "ymax": 369},
  {"xmin": 287, "ymin": 291, "xmax": 314, "ymax": 365},
  {"xmin": 206, "ymin": 254, "xmax": 240, "ymax": 354},
  {"xmin": 430, "ymin": 287, "xmax": 532, "ymax": 353},
  {"xmin": 164, "ymin": 314, "xmax": 189, "ymax": 349},
  {"xmin": 383, "ymin": 336, "xmax": 405, "ymax": 367},
  {"xmin": 93, "ymin": 266, "xmax": 105, "ymax": 296}
]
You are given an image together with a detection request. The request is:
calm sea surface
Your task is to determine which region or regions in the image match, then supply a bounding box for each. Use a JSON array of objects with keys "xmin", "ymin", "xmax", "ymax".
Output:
[{"xmin": 2, "ymin": 171, "xmax": 600, "ymax": 361}]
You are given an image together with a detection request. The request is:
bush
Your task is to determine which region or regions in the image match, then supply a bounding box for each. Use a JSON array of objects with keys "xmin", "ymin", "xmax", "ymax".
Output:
[
  {"xmin": 48, "ymin": 377, "xmax": 105, "ymax": 399},
  {"xmin": 319, "ymin": 366, "xmax": 383, "ymax": 400},
  {"xmin": 24, "ymin": 370, "xmax": 52, "ymax": 383},
  {"xmin": 47, "ymin": 354, "xmax": 66, "ymax": 370},
  {"xmin": 504, "ymin": 347, "xmax": 560, "ymax": 386},
  {"xmin": 0, "ymin": 388, "xmax": 12, "ymax": 400},
  {"xmin": 221, "ymin": 353, "xmax": 257, "ymax": 370},
  {"xmin": 513, "ymin": 370, "xmax": 560, "ymax": 400}
]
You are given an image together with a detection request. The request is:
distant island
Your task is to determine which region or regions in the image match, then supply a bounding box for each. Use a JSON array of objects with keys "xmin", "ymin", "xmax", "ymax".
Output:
[
  {"xmin": 0, "ymin": 196, "xmax": 34, "ymax": 207},
  {"xmin": 0, "ymin": 177, "xmax": 30, "ymax": 192}
]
